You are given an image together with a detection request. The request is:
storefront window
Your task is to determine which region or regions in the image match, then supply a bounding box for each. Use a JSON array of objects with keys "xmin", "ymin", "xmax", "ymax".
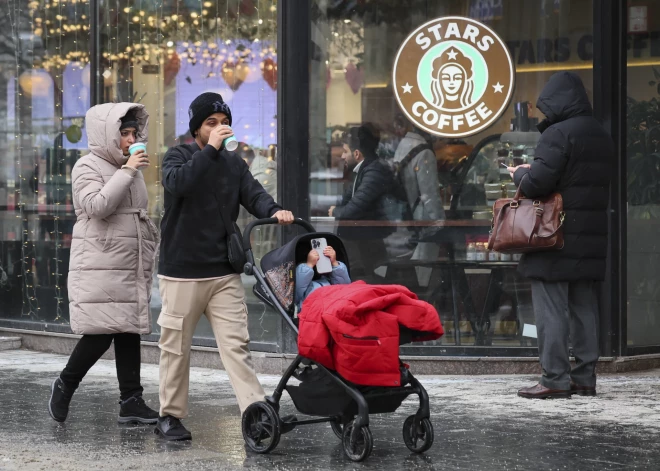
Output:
[
  {"xmin": 309, "ymin": 0, "xmax": 593, "ymax": 348},
  {"xmin": 626, "ymin": 0, "xmax": 660, "ymax": 347},
  {"xmin": 0, "ymin": 0, "xmax": 91, "ymax": 330},
  {"xmin": 0, "ymin": 0, "xmax": 281, "ymax": 349},
  {"xmin": 99, "ymin": 0, "xmax": 280, "ymax": 347}
]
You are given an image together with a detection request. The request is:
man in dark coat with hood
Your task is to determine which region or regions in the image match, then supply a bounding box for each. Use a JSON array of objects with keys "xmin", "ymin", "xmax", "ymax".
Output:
[{"xmin": 508, "ymin": 72, "xmax": 612, "ymax": 399}]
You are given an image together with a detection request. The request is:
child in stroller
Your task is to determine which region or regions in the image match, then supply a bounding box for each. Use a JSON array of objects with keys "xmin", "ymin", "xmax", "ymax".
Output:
[
  {"xmin": 295, "ymin": 245, "xmax": 351, "ymax": 311},
  {"xmin": 241, "ymin": 218, "xmax": 441, "ymax": 463}
]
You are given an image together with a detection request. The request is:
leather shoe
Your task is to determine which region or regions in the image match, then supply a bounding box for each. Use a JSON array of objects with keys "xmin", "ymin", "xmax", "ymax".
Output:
[
  {"xmin": 570, "ymin": 382, "xmax": 597, "ymax": 396},
  {"xmin": 517, "ymin": 383, "xmax": 571, "ymax": 399}
]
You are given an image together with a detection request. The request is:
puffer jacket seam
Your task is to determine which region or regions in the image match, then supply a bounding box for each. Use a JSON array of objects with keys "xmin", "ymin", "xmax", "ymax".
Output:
[{"xmin": 76, "ymin": 219, "xmax": 90, "ymax": 309}]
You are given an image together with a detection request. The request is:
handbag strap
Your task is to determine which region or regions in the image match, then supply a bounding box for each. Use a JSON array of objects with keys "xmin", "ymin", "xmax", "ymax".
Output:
[
  {"xmin": 213, "ymin": 192, "xmax": 236, "ymax": 236},
  {"xmin": 219, "ymin": 204, "xmax": 236, "ymax": 236},
  {"xmin": 510, "ymin": 175, "xmax": 526, "ymax": 206},
  {"xmin": 488, "ymin": 175, "xmax": 526, "ymax": 250}
]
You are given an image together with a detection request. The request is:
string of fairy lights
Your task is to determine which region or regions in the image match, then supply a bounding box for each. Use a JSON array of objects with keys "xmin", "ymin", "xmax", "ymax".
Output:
[
  {"xmin": 7, "ymin": 0, "xmax": 35, "ymax": 318},
  {"xmin": 3, "ymin": 0, "xmax": 279, "ymax": 325}
]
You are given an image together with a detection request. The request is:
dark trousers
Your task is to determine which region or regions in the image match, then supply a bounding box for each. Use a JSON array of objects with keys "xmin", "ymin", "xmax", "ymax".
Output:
[
  {"xmin": 60, "ymin": 333, "xmax": 143, "ymax": 401},
  {"xmin": 531, "ymin": 280, "xmax": 600, "ymax": 390},
  {"xmin": 343, "ymin": 238, "xmax": 388, "ymax": 283}
]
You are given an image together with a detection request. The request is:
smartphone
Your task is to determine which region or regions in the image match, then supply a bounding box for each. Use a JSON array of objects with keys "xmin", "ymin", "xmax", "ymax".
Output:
[{"xmin": 311, "ymin": 238, "xmax": 333, "ymax": 274}]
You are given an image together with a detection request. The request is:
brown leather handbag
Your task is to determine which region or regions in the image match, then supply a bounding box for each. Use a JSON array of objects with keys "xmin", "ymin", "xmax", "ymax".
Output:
[{"xmin": 487, "ymin": 177, "xmax": 565, "ymax": 254}]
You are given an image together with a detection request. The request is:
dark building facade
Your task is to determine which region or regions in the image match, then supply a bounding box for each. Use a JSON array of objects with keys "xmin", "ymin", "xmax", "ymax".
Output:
[{"xmin": 0, "ymin": 0, "xmax": 657, "ymax": 365}]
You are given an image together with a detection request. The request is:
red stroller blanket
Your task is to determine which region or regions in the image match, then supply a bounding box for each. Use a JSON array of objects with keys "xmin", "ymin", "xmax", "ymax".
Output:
[{"xmin": 298, "ymin": 281, "xmax": 444, "ymax": 387}]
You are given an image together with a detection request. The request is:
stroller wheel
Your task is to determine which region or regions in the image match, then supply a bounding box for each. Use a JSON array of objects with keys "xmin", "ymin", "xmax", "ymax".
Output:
[
  {"xmin": 242, "ymin": 402, "xmax": 281, "ymax": 454},
  {"xmin": 330, "ymin": 420, "xmax": 344, "ymax": 440},
  {"xmin": 342, "ymin": 422, "xmax": 373, "ymax": 462},
  {"xmin": 402, "ymin": 415, "xmax": 434, "ymax": 453}
]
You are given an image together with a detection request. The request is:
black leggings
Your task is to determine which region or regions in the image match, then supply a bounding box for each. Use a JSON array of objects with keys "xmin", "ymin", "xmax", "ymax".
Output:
[{"xmin": 60, "ymin": 333, "xmax": 143, "ymax": 401}]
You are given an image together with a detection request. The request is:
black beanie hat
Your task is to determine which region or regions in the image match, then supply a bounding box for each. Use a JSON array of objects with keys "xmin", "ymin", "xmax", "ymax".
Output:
[
  {"xmin": 188, "ymin": 92, "xmax": 232, "ymax": 137},
  {"xmin": 120, "ymin": 110, "xmax": 139, "ymax": 131}
]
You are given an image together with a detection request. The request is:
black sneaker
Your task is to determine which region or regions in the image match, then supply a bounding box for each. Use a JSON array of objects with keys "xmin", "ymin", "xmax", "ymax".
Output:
[
  {"xmin": 118, "ymin": 395, "xmax": 159, "ymax": 424},
  {"xmin": 49, "ymin": 377, "xmax": 74, "ymax": 423},
  {"xmin": 154, "ymin": 415, "xmax": 192, "ymax": 441}
]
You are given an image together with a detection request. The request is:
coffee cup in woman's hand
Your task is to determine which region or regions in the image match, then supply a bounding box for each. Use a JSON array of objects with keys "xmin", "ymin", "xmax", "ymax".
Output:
[{"xmin": 126, "ymin": 149, "xmax": 150, "ymax": 170}]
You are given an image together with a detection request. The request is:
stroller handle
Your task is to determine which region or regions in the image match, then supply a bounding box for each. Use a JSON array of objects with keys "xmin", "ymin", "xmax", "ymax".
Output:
[{"xmin": 243, "ymin": 217, "xmax": 316, "ymax": 250}]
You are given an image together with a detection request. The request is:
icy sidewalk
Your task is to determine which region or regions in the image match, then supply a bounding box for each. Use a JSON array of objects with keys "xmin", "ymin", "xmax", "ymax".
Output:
[{"xmin": 1, "ymin": 349, "xmax": 659, "ymax": 470}]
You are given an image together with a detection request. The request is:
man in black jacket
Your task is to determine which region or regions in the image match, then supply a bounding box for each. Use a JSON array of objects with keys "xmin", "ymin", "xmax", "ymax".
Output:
[
  {"xmin": 507, "ymin": 72, "xmax": 612, "ymax": 399},
  {"xmin": 329, "ymin": 125, "xmax": 394, "ymax": 281},
  {"xmin": 155, "ymin": 92, "xmax": 293, "ymax": 440}
]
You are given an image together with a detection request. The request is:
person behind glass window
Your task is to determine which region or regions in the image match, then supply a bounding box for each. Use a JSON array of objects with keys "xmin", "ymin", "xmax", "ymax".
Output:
[
  {"xmin": 392, "ymin": 116, "xmax": 445, "ymax": 285},
  {"xmin": 247, "ymin": 144, "xmax": 278, "ymax": 260},
  {"xmin": 328, "ymin": 124, "xmax": 394, "ymax": 281}
]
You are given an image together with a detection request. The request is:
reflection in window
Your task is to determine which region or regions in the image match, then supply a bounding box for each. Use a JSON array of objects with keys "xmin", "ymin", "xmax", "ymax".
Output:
[
  {"xmin": 309, "ymin": 0, "xmax": 593, "ymax": 348},
  {"xmin": 0, "ymin": 0, "xmax": 91, "ymax": 326},
  {"xmin": 0, "ymin": 1, "xmax": 282, "ymax": 347},
  {"xmin": 99, "ymin": 0, "xmax": 280, "ymax": 344},
  {"xmin": 626, "ymin": 0, "xmax": 660, "ymax": 347}
]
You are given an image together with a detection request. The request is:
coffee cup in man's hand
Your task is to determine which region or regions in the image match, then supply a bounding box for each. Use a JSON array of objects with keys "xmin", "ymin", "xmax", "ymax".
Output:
[{"xmin": 208, "ymin": 125, "xmax": 235, "ymax": 151}]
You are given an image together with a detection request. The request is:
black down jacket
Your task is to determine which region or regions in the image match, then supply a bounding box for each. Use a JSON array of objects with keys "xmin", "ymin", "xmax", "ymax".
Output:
[
  {"xmin": 333, "ymin": 158, "xmax": 395, "ymax": 240},
  {"xmin": 513, "ymin": 72, "xmax": 613, "ymax": 282}
]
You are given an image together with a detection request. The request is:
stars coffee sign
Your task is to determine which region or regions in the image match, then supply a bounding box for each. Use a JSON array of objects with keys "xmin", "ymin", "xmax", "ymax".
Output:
[{"xmin": 393, "ymin": 17, "xmax": 514, "ymax": 138}]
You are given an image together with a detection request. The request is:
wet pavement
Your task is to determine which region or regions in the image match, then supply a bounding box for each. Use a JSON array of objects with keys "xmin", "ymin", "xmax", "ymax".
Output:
[{"xmin": 1, "ymin": 349, "xmax": 660, "ymax": 470}]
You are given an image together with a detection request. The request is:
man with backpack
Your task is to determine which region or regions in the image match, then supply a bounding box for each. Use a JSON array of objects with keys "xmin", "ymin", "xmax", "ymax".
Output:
[
  {"xmin": 392, "ymin": 116, "xmax": 445, "ymax": 285},
  {"xmin": 392, "ymin": 115, "xmax": 445, "ymax": 224}
]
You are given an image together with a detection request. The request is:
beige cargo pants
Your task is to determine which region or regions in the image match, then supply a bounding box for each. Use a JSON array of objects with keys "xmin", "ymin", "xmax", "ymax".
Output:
[{"xmin": 157, "ymin": 275, "xmax": 265, "ymax": 417}]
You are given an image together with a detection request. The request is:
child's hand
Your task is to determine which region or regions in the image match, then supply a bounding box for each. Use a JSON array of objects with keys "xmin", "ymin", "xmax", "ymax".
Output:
[
  {"xmin": 307, "ymin": 249, "xmax": 320, "ymax": 268},
  {"xmin": 324, "ymin": 246, "xmax": 338, "ymax": 267}
]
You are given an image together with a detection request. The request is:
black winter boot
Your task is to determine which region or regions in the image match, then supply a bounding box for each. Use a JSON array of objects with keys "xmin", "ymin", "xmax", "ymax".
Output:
[
  {"xmin": 49, "ymin": 377, "xmax": 74, "ymax": 422},
  {"xmin": 118, "ymin": 395, "xmax": 159, "ymax": 424}
]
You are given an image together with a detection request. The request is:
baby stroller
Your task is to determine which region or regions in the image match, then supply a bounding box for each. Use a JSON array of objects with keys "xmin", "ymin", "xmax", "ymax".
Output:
[{"xmin": 240, "ymin": 218, "xmax": 435, "ymax": 462}]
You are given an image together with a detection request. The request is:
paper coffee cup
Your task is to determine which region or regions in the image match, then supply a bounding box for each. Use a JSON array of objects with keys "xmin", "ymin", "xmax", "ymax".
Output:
[
  {"xmin": 223, "ymin": 135, "xmax": 238, "ymax": 152},
  {"xmin": 128, "ymin": 143, "xmax": 146, "ymax": 155}
]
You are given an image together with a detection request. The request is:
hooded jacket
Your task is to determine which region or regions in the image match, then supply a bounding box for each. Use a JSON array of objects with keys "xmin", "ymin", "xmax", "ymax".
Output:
[
  {"xmin": 68, "ymin": 103, "xmax": 158, "ymax": 334},
  {"xmin": 513, "ymin": 72, "xmax": 613, "ymax": 281},
  {"xmin": 393, "ymin": 132, "xmax": 445, "ymax": 222}
]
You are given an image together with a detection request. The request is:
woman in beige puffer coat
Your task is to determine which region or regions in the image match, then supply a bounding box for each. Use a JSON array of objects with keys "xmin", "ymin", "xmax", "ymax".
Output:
[{"xmin": 48, "ymin": 103, "xmax": 159, "ymax": 425}]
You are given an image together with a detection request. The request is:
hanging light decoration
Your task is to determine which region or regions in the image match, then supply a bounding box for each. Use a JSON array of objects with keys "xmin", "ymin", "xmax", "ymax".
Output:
[
  {"xmin": 261, "ymin": 57, "xmax": 277, "ymax": 91},
  {"xmin": 18, "ymin": 69, "xmax": 54, "ymax": 98}
]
